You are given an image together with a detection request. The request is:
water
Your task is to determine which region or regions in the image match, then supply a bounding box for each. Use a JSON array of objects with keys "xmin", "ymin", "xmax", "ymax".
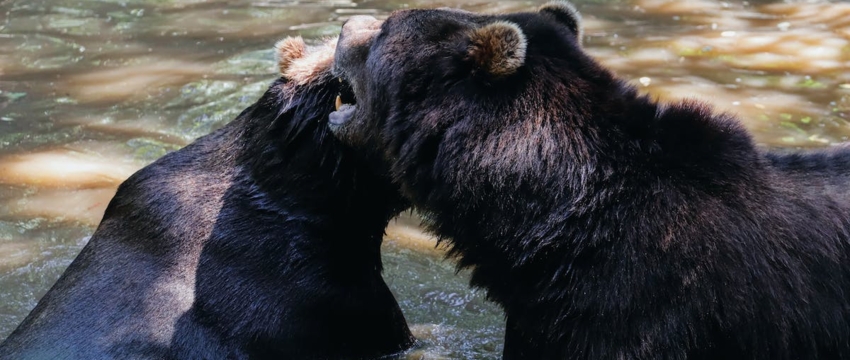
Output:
[{"xmin": 0, "ymin": 0, "xmax": 849, "ymax": 358}]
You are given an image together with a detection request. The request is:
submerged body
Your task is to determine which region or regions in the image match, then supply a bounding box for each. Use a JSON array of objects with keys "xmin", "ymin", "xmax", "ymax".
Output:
[
  {"xmin": 328, "ymin": 3, "xmax": 850, "ymax": 359},
  {"xmin": 0, "ymin": 39, "xmax": 414, "ymax": 359}
]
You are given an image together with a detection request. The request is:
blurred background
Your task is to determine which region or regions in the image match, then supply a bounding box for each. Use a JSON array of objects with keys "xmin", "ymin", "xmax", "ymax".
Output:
[{"xmin": 0, "ymin": 0, "xmax": 848, "ymax": 358}]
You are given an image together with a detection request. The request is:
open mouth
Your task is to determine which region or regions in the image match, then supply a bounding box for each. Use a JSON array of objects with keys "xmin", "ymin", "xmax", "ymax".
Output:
[{"xmin": 330, "ymin": 78, "xmax": 356, "ymax": 127}]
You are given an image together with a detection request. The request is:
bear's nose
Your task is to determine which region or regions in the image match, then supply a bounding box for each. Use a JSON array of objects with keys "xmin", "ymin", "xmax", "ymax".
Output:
[
  {"xmin": 342, "ymin": 15, "xmax": 382, "ymax": 33},
  {"xmin": 339, "ymin": 15, "xmax": 383, "ymax": 48}
]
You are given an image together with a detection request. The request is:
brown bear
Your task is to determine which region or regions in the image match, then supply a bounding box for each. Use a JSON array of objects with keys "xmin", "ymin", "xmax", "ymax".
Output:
[
  {"xmin": 328, "ymin": 3, "xmax": 850, "ymax": 359},
  {"xmin": 0, "ymin": 38, "xmax": 414, "ymax": 359}
]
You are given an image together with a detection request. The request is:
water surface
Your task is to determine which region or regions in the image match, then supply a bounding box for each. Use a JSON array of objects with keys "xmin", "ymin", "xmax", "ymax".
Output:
[{"xmin": 1, "ymin": 0, "xmax": 849, "ymax": 358}]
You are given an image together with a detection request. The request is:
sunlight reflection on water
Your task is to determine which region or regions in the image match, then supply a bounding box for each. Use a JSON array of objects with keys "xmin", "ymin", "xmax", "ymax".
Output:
[{"xmin": 0, "ymin": 0, "xmax": 849, "ymax": 357}]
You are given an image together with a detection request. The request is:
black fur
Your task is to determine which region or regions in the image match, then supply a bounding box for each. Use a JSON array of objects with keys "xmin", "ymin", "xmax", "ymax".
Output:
[
  {"xmin": 330, "ymin": 6, "xmax": 850, "ymax": 360},
  {"xmin": 0, "ymin": 63, "xmax": 414, "ymax": 358}
]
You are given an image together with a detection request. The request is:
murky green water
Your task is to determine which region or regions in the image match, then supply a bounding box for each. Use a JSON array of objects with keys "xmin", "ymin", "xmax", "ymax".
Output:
[{"xmin": 1, "ymin": 0, "xmax": 849, "ymax": 358}]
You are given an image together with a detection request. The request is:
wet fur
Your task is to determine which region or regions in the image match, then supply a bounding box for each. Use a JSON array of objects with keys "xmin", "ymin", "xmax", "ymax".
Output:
[
  {"xmin": 332, "ymin": 5, "xmax": 850, "ymax": 360},
  {"xmin": 0, "ymin": 41, "xmax": 414, "ymax": 359}
]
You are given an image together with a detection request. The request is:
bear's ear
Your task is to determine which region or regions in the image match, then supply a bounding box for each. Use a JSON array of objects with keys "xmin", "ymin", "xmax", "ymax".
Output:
[
  {"xmin": 275, "ymin": 36, "xmax": 307, "ymax": 76},
  {"xmin": 539, "ymin": 1, "xmax": 583, "ymax": 43},
  {"xmin": 467, "ymin": 21, "xmax": 527, "ymax": 77}
]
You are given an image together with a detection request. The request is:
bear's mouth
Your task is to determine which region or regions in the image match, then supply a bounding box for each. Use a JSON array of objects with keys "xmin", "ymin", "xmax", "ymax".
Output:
[{"xmin": 330, "ymin": 78, "xmax": 357, "ymax": 127}]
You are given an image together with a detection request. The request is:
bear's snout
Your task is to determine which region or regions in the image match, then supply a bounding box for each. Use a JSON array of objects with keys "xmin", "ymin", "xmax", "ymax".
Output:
[
  {"xmin": 333, "ymin": 15, "xmax": 382, "ymax": 86},
  {"xmin": 342, "ymin": 15, "xmax": 382, "ymax": 32},
  {"xmin": 338, "ymin": 15, "xmax": 382, "ymax": 53}
]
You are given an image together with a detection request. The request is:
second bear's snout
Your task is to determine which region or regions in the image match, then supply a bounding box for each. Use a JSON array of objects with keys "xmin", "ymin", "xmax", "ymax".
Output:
[
  {"xmin": 334, "ymin": 15, "xmax": 382, "ymax": 81},
  {"xmin": 339, "ymin": 15, "xmax": 382, "ymax": 49}
]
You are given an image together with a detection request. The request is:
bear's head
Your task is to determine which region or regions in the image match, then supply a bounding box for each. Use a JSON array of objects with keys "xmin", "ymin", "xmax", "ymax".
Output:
[{"xmin": 327, "ymin": 2, "xmax": 623, "ymax": 203}]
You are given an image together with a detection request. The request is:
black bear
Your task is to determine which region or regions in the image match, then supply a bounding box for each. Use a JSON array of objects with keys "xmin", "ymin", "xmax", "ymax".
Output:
[
  {"xmin": 0, "ymin": 37, "xmax": 414, "ymax": 359},
  {"xmin": 328, "ymin": 3, "xmax": 850, "ymax": 359}
]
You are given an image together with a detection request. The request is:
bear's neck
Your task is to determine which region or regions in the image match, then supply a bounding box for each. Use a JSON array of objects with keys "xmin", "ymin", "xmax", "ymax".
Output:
[{"xmin": 417, "ymin": 87, "xmax": 767, "ymax": 313}]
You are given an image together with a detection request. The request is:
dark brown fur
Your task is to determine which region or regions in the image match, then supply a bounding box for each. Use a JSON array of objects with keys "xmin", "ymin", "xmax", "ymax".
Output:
[
  {"xmin": 0, "ymin": 40, "xmax": 414, "ymax": 360},
  {"xmin": 329, "ymin": 4, "xmax": 850, "ymax": 360},
  {"xmin": 467, "ymin": 22, "xmax": 527, "ymax": 76}
]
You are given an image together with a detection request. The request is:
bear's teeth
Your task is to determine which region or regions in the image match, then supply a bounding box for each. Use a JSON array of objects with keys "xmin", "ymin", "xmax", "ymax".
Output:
[{"xmin": 335, "ymin": 95, "xmax": 342, "ymax": 111}]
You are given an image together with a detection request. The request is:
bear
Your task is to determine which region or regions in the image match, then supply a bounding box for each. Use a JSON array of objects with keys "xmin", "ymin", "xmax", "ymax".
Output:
[
  {"xmin": 327, "ymin": 3, "xmax": 850, "ymax": 359},
  {"xmin": 0, "ymin": 37, "xmax": 415, "ymax": 359}
]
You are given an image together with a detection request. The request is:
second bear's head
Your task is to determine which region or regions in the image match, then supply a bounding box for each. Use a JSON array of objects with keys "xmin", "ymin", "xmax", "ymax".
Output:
[{"xmin": 327, "ymin": 2, "xmax": 614, "ymax": 194}]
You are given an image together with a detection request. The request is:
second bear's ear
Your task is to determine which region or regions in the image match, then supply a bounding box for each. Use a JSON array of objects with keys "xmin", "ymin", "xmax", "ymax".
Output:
[
  {"xmin": 539, "ymin": 1, "xmax": 583, "ymax": 42},
  {"xmin": 467, "ymin": 21, "xmax": 527, "ymax": 77},
  {"xmin": 275, "ymin": 36, "xmax": 307, "ymax": 76}
]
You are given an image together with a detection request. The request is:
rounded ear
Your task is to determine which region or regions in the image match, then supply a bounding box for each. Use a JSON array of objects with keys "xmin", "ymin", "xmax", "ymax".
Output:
[
  {"xmin": 539, "ymin": 1, "xmax": 583, "ymax": 43},
  {"xmin": 467, "ymin": 21, "xmax": 527, "ymax": 77},
  {"xmin": 275, "ymin": 36, "xmax": 307, "ymax": 76}
]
